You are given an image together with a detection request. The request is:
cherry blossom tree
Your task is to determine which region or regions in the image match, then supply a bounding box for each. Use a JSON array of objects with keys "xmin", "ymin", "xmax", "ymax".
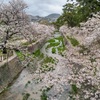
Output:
[{"xmin": 0, "ymin": 0, "xmax": 32, "ymax": 53}]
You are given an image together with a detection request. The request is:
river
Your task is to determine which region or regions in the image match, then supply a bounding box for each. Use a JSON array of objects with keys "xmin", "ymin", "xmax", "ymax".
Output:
[{"xmin": 0, "ymin": 33, "xmax": 71, "ymax": 100}]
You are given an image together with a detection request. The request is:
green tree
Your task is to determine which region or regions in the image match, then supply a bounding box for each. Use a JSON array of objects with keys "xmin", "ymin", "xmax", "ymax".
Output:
[
  {"xmin": 53, "ymin": 15, "xmax": 65, "ymax": 29},
  {"xmin": 55, "ymin": 0, "xmax": 100, "ymax": 28},
  {"xmin": 77, "ymin": 0, "xmax": 100, "ymax": 20},
  {"xmin": 63, "ymin": 3, "xmax": 80, "ymax": 27}
]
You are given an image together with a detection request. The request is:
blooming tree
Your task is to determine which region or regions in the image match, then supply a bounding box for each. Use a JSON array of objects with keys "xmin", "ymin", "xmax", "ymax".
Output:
[{"xmin": 0, "ymin": 0, "xmax": 33, "ymax": 53}]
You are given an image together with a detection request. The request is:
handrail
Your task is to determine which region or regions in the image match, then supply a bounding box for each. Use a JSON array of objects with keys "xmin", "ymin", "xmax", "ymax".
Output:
[{"xmin": 0, "ymin": 50, "xmax": 13, "ymax": 62}]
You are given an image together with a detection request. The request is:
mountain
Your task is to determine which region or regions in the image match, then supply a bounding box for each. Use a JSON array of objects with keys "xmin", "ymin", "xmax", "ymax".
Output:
[
  {"xmin": 45, "ymin": 13, "xmax": 60, "ymax": 19},
  {"xmin": 45, "ymin": 13, "xmax": 60, "ymax": 22},
  {"xmin": 29, "ymin": 13, "xmax": 60, "ymax": 23},
  {"xmin": 29, "ymin": 15, "xmax": 43, "ymax": 22}
]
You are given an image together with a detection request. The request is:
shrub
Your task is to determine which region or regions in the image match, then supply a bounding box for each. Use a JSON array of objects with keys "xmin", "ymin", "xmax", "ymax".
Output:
[
  {"xmin": 43, "ymin": 56, "xmax": 55, "ymax": 64},
  {"xmin": 22, "ymin": 93, "xmax": 30, "ymax": 100},
  {"xmin": 54, "ymin": 0, "xmax": 100, "ymax": 28},
  {"xmin": 67, "ymin": 36, "xmax": 79, "ymax": 46},
  {"xmin": 15, "ymin": 50, "xmax": 25, "ymax": 60},
  {"xmin": 52, "ymin": 48, "xmax": 56, "ymax": 54},
  {"xmin": 41, "ymin": 90, "xmax": 47, "ymax": 100}
]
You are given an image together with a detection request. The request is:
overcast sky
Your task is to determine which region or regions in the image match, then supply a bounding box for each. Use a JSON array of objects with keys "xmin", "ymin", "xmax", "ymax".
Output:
[{"xmin": 1, "ymin": 0, "xmax": 67, "ymax": 16}]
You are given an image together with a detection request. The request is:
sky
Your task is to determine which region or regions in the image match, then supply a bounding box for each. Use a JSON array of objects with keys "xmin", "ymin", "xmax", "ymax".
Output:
[{"xmin": 1, "ymin": 0, "xmax": 67, "ymax": 17}]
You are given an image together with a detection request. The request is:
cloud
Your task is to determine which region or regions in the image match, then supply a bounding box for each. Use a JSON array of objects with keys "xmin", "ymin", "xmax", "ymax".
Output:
[
  {"xmin": 2, "ymin": 0, "xmax": 67, "ymax": 16},
  {"xmin": 24, "ymin": 0, "xmax": 66, "ymax": 16}
]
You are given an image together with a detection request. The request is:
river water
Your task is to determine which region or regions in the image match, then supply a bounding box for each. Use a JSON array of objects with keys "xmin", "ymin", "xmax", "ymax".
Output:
[{"xmin": 0, "ymin": 33, "xmax": 71, "ymax": 100}]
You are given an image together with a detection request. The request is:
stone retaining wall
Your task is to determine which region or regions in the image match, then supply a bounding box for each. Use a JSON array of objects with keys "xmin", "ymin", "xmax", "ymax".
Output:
[{"xmin": 0, "ymin": 52, "xmax": 23, "ymax": 93}]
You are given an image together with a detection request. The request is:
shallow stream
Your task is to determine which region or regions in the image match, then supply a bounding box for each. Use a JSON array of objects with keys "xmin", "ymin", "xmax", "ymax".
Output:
[{"xmin": 0, "ymin": 33, "xmax": 70, "ymax": 100}]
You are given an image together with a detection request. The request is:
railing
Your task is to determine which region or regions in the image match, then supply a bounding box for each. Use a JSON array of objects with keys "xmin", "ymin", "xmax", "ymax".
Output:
[{"xmin": 0, "ymin": 50, "xmax": 13, "ymax": 62}]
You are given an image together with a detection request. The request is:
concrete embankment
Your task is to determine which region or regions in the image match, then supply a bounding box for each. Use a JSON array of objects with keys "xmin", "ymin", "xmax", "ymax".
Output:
[
  {"xmin": 0, "ymin": 52, "xmax": 23, "ymax": 93},
  {"xmin": 0, "ymin": 35, "xmax": 48, "ymax": 94},
  {"xmin": 28, "ymin": 35, "xmax": 48, "ymax": 53}
]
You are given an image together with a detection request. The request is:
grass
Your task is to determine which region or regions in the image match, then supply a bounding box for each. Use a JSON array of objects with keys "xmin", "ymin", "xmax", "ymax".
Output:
[
  {"xmin": 46, "ymin": 42, "xmax": 60, "ymax": 49},
  {"xmin": 43, "ymin": 56, "xmax": 55, "ymax": 64},
  {"xmin": 71, "ymin": 84, "xmax": 78, "ymax": 94},
  {"xmin": 55, "ymin": 36, "xmax": 63, "ymax": 42},
  {"xmin": 79, "ymin": 45, "xmax": 90, "ymax": 55},
  {"xmin": 67, "ymin": 36, "xmax": 79, "ymax": 47},
  {"xmin": 41, "ymin": 90, "xmax": 47, "ymax": 100},
  {"xmin": 40, "ymin": 56, "xmax": 56, "ymax": 72},
  {"xmin": 57, "ymin": 46, "xmax": 64, "ymax": 51},
  {"xmin": 55, "ymin": 36, "xmax": 65, "ymax": 53},
  {"xmin": 41, "ymin": 86, "xmax": 53, "ymax": 100},
  {"xmin": 46, "ymin": 36, "xmax": 66, "ymax": 54},
  {"xmin": 22, "ymin": 93, "xmax": 30, "ymax": 100},
  {"xmin": 25, "ymin": 81, "xmax": 31, "ymax": 88},
  {"xmin": 33, "ymin": 49, "xmax": 44, "ymax": 58},
  {"xmin": 40, "ymin": 65, "xmax": 54, "ymax": 72},
  {"xmin": 89, "ymin": 57, "xmax": 96, "ymax": 63},
  {"xmin": 47, "ymin": 39, "xmax": 55, "ymax": 43},
  {"xmin": 58, "ymin": 46, "xmax": 65, "ymax": 53},
  {"xmin": 52, "ymin": 48, "xmax": 56, "ymax": 54},
  {"xmin": 33, "ymin": 49, "xmax": 41, "ymax": 57},
  {"xmin": 15, "ymin": 50, "xmax": 25, "ymax": 61}
]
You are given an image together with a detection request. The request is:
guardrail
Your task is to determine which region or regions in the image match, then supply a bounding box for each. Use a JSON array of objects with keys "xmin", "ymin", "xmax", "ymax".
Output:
[
  {"xmin": 0, "ymin": 50, "xmax": 23, "ymax": 93},
  {"xmin": 0, "ymin": 50, "xmax": 13, "ymax": 62}
]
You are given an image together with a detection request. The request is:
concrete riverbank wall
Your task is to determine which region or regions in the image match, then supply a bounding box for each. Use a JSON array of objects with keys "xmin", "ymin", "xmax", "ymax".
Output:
[
  {"xmin": 0, "ymin": 52, "xmax": 23, "ymax": 93},
  {"xmin": 28, "ymin": 35, "xmax": 48, "ymax": 53},
  {"xmin": 0, "ymin": 35, "xmax": 48, "ymax": 93}
]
